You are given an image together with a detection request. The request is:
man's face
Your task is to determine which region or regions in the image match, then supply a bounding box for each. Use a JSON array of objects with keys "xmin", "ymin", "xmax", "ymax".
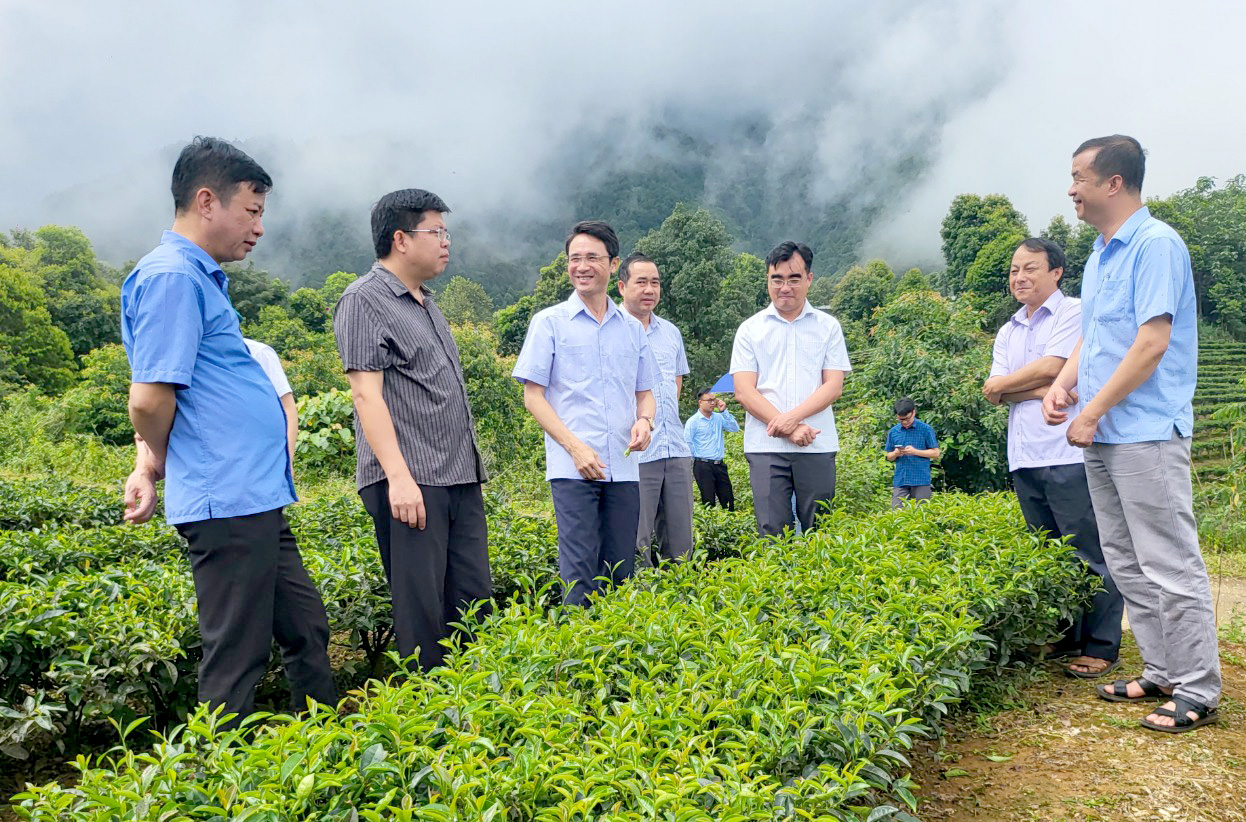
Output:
[
  {"xmin": 699, "ymin": 393, "xmax": 717, "ymax": 412},
  {"xmin": 897, "ymin": 410, "xmax": 916, "ymax": 428},
  {"xmin": 1009, "ymin": 246, "xmax": 1062, "ymax": 309},
  {"xmin": 618, "ymin": 261, "xmax": 661, "ymax": 317},
  {"xmin": 210, "ymin": 183, "xmax": 266, "ymax": 263},
  {"xmin": 767, "ymin": 255, "xmax": 812, "ymax": 318},
  {"xmin": 566, "ymin": 234, "xmax": 616, "ymax": 299},
  {"xmin": 397, "ymin": 211, "xmax": 451, "ymax": 278},
  {"xmin": 1069, "ymin": 149, "xmax": 1111, "ymax": 225}
]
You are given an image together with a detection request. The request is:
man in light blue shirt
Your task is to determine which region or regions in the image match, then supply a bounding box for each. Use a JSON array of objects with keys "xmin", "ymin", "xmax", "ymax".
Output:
[
  {"xmin": 121, "ymin": 137, "xmax": 335, "ymax": 725},
  {"xmin": 513, "ymin": 221, "xmax": 656, "ymax": 606},
  {"xmin": 1045, "ymin": 135, "xmax": 1219, "ymax": 733},
  {"xmin": 685, "ymin": 388, "xmax": 740, "ymax": 509},
  {"xmin": 617, "ymin": 253, "xmax": 694, "ymax": 565}
]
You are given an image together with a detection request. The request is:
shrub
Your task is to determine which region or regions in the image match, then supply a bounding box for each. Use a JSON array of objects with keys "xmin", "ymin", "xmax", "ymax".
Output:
[{"xmin": 295, "ymin": 389, "xmax": 356, "ymax": 478}]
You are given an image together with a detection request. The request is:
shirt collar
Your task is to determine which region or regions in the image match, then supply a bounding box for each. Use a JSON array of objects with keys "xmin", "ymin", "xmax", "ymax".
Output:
[
  {"xmin": 1010, "ymin": 288, "xmax": 1066, "ymax": 325},
  {"xmin": 373, "ymin": 262, "xmax": 430, "ymax": 300},
  {"xmin": 565, "ymin": 291, "xmax": 622, "ymax": 323},
  {"xmin": 161, "ymin": 230, "xmax": 225, "ymax": 286},
  {"xmin": 1093, "ymin": 205, "xmax": 1151, "ymax": 252},
  {"xmin": 763, "ymin": 300, "xmax": 813, "ymax": 324}
]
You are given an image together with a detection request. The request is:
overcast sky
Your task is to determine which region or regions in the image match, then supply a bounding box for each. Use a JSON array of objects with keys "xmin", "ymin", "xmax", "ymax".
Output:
[{"xmin": 1, "ymin": 0, "xmax": 1242, "ymax": 268}]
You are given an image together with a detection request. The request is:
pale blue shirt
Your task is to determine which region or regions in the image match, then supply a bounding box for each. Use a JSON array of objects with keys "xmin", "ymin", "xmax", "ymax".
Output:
[
  {"xmin": 513, "ymin": 293, "xmax": 655, "ymax": 481},
  {"xmin": 1079, "ymin": 207, "xmax": 1197, "ymax": 444},
  {"xmin": 990, "ymin": 290, "xmax": 1087, "ymax": 471},
  {"xmin": 634, "ymin": 312, "xmax": 691, "ymax": 463},
  {"xmin": 684, "ymin": 411, "xmax": 740, "ymax": 460}
]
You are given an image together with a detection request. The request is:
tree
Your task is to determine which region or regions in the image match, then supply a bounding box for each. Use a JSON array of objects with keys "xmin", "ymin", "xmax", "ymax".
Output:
[
  {"xmin": 320, "ymin": 271, "xmax": 358, "ymax": 307},
  {"xmin": 0, "ymin": 249, "xmax": 76, "ymax": 394},
  {"xmin": 28, "ymin": 226, "xmax": 120, "ymax": 356},
  {"xmin": 494, "ymin": 254, "xmax": 570, "ymax": 357},
  {"xmin": 57, "ymin": 344, "xmax": 132, "ymax": 444},
  {"xmin": 290, "ymin": 287, "xmax": 330, "ymax": 332},
  {"xmin": 439, "ymin": 276, "xmax": 494, "ymax": 326},
  {"xmin": 223, "ymin": 261, "xmax": 288, "ymax": 323},
  {"xmin": 1041, "ymin": 215, "xmax": 1095, "ymax": 296},
  {"xmin": 939, "ymin": 194, "xmax": 1028, "ymax": 296},
  {"xmin": 830, "ymin": 259, "xmax": 895, "ymax": 325}
]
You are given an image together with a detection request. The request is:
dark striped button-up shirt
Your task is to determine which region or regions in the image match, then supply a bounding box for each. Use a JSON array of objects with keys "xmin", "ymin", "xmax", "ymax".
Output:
[{"xmin": 333, "ymin": 263, "xmax": 486, "ymax": 490}]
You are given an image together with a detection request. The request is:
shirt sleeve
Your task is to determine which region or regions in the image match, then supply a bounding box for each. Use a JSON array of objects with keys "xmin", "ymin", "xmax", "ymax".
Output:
[
  {"xmin": 246, "ymin": 341, "xmax": 293, "ymax": 397},
  {"xmin": 885, "ymin": 427, "xmax": 896, "ymax": 451},
  {"xmin": 634, "ymin": 325, "xmax": 655, "ymax": 392},
  {"xmin": 1041, "ymin": 298, "xmax": 1082, "ymax": 359},
  {"xmin": 512, "ymin": 312, "xmax": 555, "ymax": 386},
  {"xmin": 1132, "ymin": 236, "xmax": 1186, "ymax": 327},
  {"xmin": 718, "ymin": 411, "xmax": 740, "ymax": 433},
  {"xmin": 674, "ymin": 327, "xmax": 690, "ymax": 377},
  {"xmin": 729, "ymin": 321, "xmax": 757, "ymax": 375},
  {"xmin": 333, "ymin": 292, "xmax": 393, "ymax": 372},
  {"xmin": 821, "ymin": 318, "xmax": 852, "ymax": 372},
  {"xmin": 924, "ymin": 423, "xmax": 939, "ymax": 450},
  {"xmin": 684, "ymin": 415, "xmax": 697, "ymax": 448},
  {"xmin": 988, "ymin": 326, "xmax": 1009, "ymax": 379},
  {"xmin": 126, "ymin": 271, "xmax": 203, "ymax": 388}
]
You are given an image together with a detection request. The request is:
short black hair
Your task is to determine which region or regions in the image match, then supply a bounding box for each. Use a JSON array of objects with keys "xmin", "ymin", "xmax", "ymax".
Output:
[
  {"xmin": 894, "ymin": 397, "xmax": 916, "ymax": 416},
  {"xmin": 1074, "ymin": 135, "xmax": 1146, "ymax": 193},
  {"xmin": 618, "ymin": 253, "xmax": 657, "ymax": 284},
  {"xmin": 765, "ymin": 241, "xmax": 814, "ymax": 274},
  {"xmin": 698, "ymin": 387, "xmax": 715, "ymax": 400},
  {"xmin": 371, "ymin": 189, "xmax": 450, "ymax": 258},
  {"xmin": 1017, "ymin": 237, "xmax": 1066, "ymax": 274},
  {"xmin": 171, "ymin": 136, "xmax": 272, "ymax": 213},
  {"xmin": 565, "ymin": 220, "xmax": 620, "ymax": 260}
]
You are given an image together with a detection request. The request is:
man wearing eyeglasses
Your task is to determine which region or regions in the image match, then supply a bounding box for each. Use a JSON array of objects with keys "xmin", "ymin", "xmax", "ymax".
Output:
[
  {"xmin": 513, "ymin": 221, "xmax": 656, "ymax": 606},
  {"xmin": 684, "ymin": 388, "xmax": 740, "ymax": 510},
  {"xmin": 333, "ymin": 189, "xmax": 492, "ymax": 672}
]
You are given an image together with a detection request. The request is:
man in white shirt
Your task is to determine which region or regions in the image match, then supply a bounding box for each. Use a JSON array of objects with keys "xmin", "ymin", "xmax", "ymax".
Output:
[
  {"xmin": 244, "ymin": 337, "xmax": 298, "ymax": 466},
  {"xmin": 730, "ymin": 241, "xmax": 851, "ymax": 536}
]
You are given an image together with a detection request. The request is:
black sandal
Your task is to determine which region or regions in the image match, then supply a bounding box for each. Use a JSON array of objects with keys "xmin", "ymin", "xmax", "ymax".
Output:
[
  {"xmin": 1139, "ymin": 695, "xmax": 1219, "ymax": 734},
  {"xmin": 1095, "ymin": 677, "xmax": 1168, "ymax": 703}
]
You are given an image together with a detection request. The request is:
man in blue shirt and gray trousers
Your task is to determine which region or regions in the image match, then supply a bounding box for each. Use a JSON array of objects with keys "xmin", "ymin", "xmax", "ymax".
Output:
[
  {"xmin": 884, "ymin": 397, "xmax": 940, "ymax": 507},
  {"xmin": 121, "ymin": 137, "xmax": 336, "ymax": 725},
  {"xmin": 1044, "ymin": 135, "xmax": 1220, "ymax": 733}
]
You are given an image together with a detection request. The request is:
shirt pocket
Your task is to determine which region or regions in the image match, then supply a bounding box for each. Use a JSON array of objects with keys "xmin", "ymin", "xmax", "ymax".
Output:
[
  {"xmin": 610, "ymin": 349, "xmax": 641, "ymax": 390},
  {"xmin": 557, "ymin": 343, "xmax": 595, "ymax": 383},
  {"xmin": 1094, "ymin": 276, "xmax": 1132, "ymax": 324},
  {"xmin": 800, "ymin": 339, "xmax": 827, "ymax": 369}
]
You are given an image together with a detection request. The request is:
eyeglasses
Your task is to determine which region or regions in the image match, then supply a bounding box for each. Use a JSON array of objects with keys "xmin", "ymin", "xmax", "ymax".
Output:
[
  {"xmin": 567, "ymin": 253, "xmax": 610, "ymax": 266},
  {"xmin": 403, "ymin": 227, "xmax": 451, "ymax": 245}
]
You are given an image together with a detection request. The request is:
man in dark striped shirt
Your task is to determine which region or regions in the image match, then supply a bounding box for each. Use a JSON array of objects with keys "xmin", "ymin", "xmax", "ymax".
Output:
[{"xmin": 332, "ymin": 189, "xmax": 492, "ymax": 672}]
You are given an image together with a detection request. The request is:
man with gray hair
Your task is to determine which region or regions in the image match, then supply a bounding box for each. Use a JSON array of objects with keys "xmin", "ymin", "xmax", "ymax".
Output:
[{"xmin": 1044, "ymin": 135, "xmax": 1220, "ymax": 732}]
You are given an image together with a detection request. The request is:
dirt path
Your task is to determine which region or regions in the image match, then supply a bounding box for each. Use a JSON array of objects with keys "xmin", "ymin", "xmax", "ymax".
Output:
[{"xmin": 911, "ymin": 577, "xmax": 1246, "ymax": 822}]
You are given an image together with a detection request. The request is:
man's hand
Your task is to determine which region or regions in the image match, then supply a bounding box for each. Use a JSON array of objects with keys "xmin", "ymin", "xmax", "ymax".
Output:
[
  {"xmin": 1042, "ymin": 384, "xmax": 1077, "ymax": 426},
  {"xmin": 123, "ymin": 469, "xmax": 159, "ymax": 524},
  {"xmin": 628, "ymin": 419, "xmax": 652, "ymax": 453},
  {"xmin": 714, "ymin": 398, "xmax": 727, "ymax": 412},
  {"xmin": 895, "ymin": 445, "xmax": 910, "ymax": 456},
  {"xmin": 788, "ymin": 424, "xmax": 821, "ymax": 447},
  {"xmin": 388, "ymin": 474, "xmax": 427, "ymax": 529},
  {"xmin": 1065, "ymin": 411, "xmax": 1100, "ymax": 448},
  {"xmin": 568, "ymin": 440, "xmax": 607, "ymax": 480},
  {"xmin": 767, "ymin": 410, "xmax": 802, "ymax": 438},
  {"xmin": 982, "ymin": 377, "xmax": 1005, "ymax": 406}
]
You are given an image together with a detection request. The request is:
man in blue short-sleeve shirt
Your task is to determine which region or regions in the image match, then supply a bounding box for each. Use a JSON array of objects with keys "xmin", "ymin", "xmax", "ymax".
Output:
[
  {"xmin": 121, "ymin": 137, "xmax": 335, "ymax": 725},
  {"xmin": 1044, "ymin": 135, "xmax": 1219, "ymax": 733},
  {"xmin": 513, "ymin": 220, "xmax": 656, "ymax": 606},
  {"xmin": 883, "ymin": 397, "xmax": 940, "ymax": 507}
]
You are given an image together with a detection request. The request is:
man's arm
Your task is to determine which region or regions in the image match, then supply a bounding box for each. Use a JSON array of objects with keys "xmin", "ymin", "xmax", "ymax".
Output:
[
  {"xmin": 766, "ymin": 370, "xmax": 845, "ymax": 438},
  {"xmin": 128, "ymin": 382, "xmax": 177, "ymax": 468},
  {"xmin": 1001, "ymin": 385, "xmax": 1052, "ymax": 404},
  {"xmin": 630, "ymin": 389, "xmax": 655, "ymax": 452},
  {"xmin": 732, "ymin": 371, "xmax": 781, "ymax": 425},
  {"xmin": 523, "ymin": 381, "xmax": 606, "ymax": 480},
  {"xmin": 1042, "ymin": 339, "xmax": 1083, "ymax": 425},
  {"xmin": 1063, "ymin": 315, "xmax": 1173, "ymax": 447},
  {"xmin": 279, "ymin": 393, "xmax": 298, "ymax": 469},
  {"xmin": 124, "ymin": 431, "xmax": 164, "ymax": 524},
  {"xmin": 717, "ymin": 405, "xmax": 740, "ymax": 433},
  {"xmin": 675, "ymin": 375, "xmax": 683, "ymax": 397},
  {"xmin": 984, "ymin": 356, "xmax": 1064, "ymax": 404},
  {"xmin": 346, "ymin": 369, "xmax": 426, "ymax": 529}
]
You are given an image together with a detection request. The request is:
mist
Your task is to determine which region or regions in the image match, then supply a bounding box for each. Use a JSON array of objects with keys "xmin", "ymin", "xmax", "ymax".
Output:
[{"xmin": 2, "ymin": 0, "xmax": 1242, "ymax": 290}]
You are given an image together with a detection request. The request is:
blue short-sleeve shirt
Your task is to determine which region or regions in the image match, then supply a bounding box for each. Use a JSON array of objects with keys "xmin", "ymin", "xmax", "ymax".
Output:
[
  {"xmin": 512, "ymin": 293, "xmax": 654, "ymax": 482},
  {"xmin": 884, "ymin": 419, "xmax": 938, "ymax": 487},
  {"xmin": 121, "ymin": 231, "xmax": 296, "ymax": 524},
  {"xmin": 637, "ymin": 313, "xmax": 691, "ymax": 463},
  {"xmin": 1079, "ymin": 207, "xmax": 1197, "ymax": 443}
]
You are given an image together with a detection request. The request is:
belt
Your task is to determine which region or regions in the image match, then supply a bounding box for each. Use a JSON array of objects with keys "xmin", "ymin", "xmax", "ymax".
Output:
[{"xmin": 694, "ymin": 458, "xmax": 725, "ymax": 464}]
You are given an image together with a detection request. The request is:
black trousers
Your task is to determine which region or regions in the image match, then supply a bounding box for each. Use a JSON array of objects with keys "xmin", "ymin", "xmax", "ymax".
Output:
[
  {"xmin": 1013, "ymin": 464, "xmax": 1124, "ymax": 661},
  {"xmin": 359, "ymin": 480, "xmax": 492, "ymax": 672},
  {"xmin": 692, "ymin": 458, "xmax": 735, "ymax": 510},
  {"xmin": 549, "ymin": 479, "xmax": 639, "ymax": 607},
  {"xmin": 745, "ymin": 451, "xmax": 836, "ymax": 537},
  {"xmin": 176, "ymin": 508, "xmax": 336, "ymax": 726}
]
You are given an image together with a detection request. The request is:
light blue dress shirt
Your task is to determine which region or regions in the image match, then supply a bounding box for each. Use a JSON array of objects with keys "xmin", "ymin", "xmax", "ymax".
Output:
[
  {"xmin": 121, "ymin": 231, "xmax": 296, "ymax": 525},
  {"xmin": 635, "ymin": 313, "xmax": 691, "ymax": 463},
  {"xmin": 512, "ymin": 293, "xmax": 655, "ymax": 481},
  {"xmin": 1079, "ymin": 207, "xmax": 1197, "ymax": 444},
  {"xmin": 684, "ymin": 411, "xmax": 740, "ymax": 460}
]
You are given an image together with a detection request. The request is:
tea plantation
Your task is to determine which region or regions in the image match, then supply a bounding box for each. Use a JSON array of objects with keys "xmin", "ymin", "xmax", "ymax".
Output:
[{"xmin": 1, "ymin": 477, "xmax": 1093, "ymax": 821}]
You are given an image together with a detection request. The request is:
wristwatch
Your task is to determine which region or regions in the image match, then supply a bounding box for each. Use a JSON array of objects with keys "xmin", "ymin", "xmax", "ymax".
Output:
[{"xmin": 639, "ymin": 415, "xmax": 654, "ymax": 430}]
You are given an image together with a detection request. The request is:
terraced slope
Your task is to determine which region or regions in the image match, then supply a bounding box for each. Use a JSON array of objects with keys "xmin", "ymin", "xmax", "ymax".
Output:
[{"xmin": 1195, "ymin": 341, "xmax": 1246, "ymax": 479}]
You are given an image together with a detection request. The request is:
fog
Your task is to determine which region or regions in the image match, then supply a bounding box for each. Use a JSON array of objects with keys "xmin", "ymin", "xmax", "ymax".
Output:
[{"xmin": 1, "ymin": 0, "xmax": 1241, "ymax": 280}]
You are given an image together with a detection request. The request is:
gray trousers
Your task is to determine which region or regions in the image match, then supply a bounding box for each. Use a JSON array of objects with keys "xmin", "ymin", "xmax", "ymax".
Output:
[
  {"xmin": 891, "ymin": 485, "xmax": 933, "ymax": 508},
  {"xmin": 745, "ymin": 451, "xmax": 836, "ymax": 537},
  {"xmin": 636, "ymin": 457, "xmax": 694, "ymax": 565},
  {"xmin": 1013, "ymin": 463, "xmax": 1123, "ymax": 662},
  {"xmin": 1084, "ymin": 433, "xmax": 1221, "ymax": 707}
]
